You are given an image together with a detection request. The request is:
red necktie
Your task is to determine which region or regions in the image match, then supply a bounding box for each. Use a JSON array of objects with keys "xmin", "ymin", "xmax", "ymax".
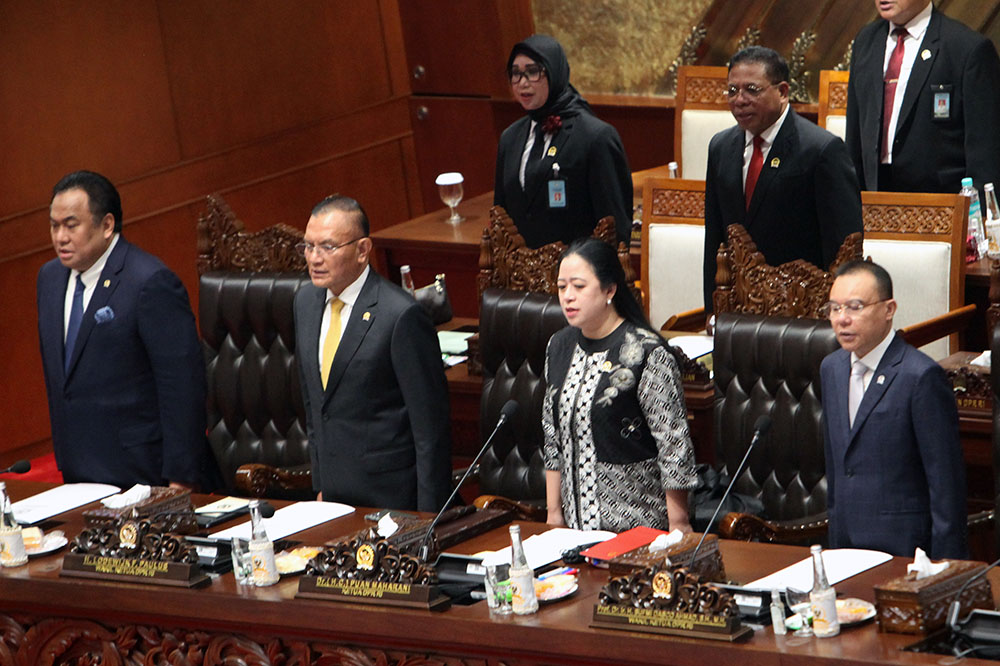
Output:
[
  {"xmin": 745, "ymin": 134, "xmax": 764, "ymax": 211},
  {"xmin": 881, "ymin": 27, "xmax": 909, "ymax": 161}
]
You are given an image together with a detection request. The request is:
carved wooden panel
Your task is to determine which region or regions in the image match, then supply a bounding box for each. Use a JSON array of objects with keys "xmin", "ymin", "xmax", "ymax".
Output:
[
  {"xmin": 828, "ymin": 81, "xmax": 848, "ymax": 111},
  {"xmin": 862, "ymin": 203, "xmax": 955, "ymax": 236},
  {"xmin": 683, "ymin": 76, "xmax": 728, "ymax": 105},
  {"xmin": 196, "ymin": 195, "xmax": 307, "ymax": 275},
  {"xmin": 0, "ymin": 613, "xmax": 504, "ymax": 666},
  {"xmin": 712, "ymin": 224, "xmax": 863, "ymax": 318},
  {"xmin": 650, "ymin": 187, "xmax": 705, "ymax": 219}
]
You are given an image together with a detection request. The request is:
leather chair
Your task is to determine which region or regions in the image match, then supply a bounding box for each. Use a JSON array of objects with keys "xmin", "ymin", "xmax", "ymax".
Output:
[
  {"xmin": 713, "ymin": 313, "xmax": 839, "ymax": 543},
  {"xmin": 473, "ymin": 288, "xmax": 568, "ymax": 519}
]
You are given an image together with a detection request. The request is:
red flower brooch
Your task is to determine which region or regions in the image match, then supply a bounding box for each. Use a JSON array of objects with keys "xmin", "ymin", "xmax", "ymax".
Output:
[{"xmin": 541, "ymin": 115, "xmax": 562, "ymax": 133}]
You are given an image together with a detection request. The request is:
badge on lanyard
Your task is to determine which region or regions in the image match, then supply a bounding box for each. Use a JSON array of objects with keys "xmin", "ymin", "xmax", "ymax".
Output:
[
  {"xmin": 548, "ymin": 162, "xmax": 566, "ymax": 208},
  {"xmin": 932, "ymin": 84, "xmax": 952, "ymax": 121}
]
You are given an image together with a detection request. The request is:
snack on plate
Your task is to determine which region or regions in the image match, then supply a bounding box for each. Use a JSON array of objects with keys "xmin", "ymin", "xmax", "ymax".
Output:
[
  {"xmin": 22, "ymin": 527, "xmax": 43, "ymax": 550},
  {"xmin": 274, "ymin": 546, "xmax": 323, "ymax": 575}
]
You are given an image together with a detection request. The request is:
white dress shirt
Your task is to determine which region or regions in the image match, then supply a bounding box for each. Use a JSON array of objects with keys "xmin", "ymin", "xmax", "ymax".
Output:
[
  {"xmin": 519, "ymin": 119, "xmax": 555, "ymax": 188},
  {"xmin": 64, "ymin": 233, "xmax": 120, "ymax": 341},
  {"xmin": 742, "ymin": 104, "xmax": 789, "ymax": 188},
  {"xmin": 881, "ymin": 1, "xmax": 933, "ymax": 164},
  {"xmin": 317, "ymin": 264, "xmax": 370, "ymax": 370}
]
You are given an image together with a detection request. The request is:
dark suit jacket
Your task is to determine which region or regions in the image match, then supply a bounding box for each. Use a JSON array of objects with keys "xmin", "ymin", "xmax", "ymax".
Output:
[
  {"xmin": 847, "ymin": 7, "xmax": 1000, "ymax": 193},
  {"xmin": 703, "ymin": 109, "xmax": 863, "ymax": 310},
  {"xmin": 293, "ymin": 269, "xmax": 451, "ymax": 512},
  {"xmin": 494, "ymin": 112, "xmax": 633, "ymax": 248},
  {"xmin": 820, "ymin": 335, "xmax": 968, "ymax": 559},
  {"xmin": 36, "ymin": 238, "xmax": 217, "ymax": 489}
]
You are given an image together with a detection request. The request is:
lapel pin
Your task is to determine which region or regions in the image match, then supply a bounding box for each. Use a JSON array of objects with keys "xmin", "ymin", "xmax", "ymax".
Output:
[
  {"xmin": 103, "ymin": 279, "xmax": 110, "ymax": 287},
  {"xmin": 363, "ymin": 311, "xmax": 371, "ymax": 321},
  {"xmin": 770, "ymin": 157, "xmax": 780, "ymax": 168},
  {"xmin": 547, "ymin": 145, "xmax": 557, "ymax": 157},
  {"xmin": 921, "ymin": 49, "xmax": 931, "ymax": 60},
  {"xmin": 877, "ymin": 375, "xmax": 885, "ymax": 385}
]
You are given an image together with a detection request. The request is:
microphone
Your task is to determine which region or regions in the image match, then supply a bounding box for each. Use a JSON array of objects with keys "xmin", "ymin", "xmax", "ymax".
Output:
[
  {"xmin": 947, "ymin": 555, "xmax": 1000, "ymax": 637},
  {"xmin": 688, "ymin": 414, "xmax": 772, "ymax": 568},
  {"xmin": 417, "ymin": 399, "xmax": 519, "ymax": 562},
  {"xmin": 0, "ymin": 460, "xmax": 31, "ymax": 475}
]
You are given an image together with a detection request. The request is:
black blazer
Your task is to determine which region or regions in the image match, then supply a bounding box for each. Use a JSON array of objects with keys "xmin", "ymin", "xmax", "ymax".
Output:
[
  {"xmin": 494, "ymin": 112, "xmax": 633, "ymax": 248},
  {"xmin": 703, "ymin": 109, "xmax": 863, "ymax": 310},
  {"xmin": 846, "ymin": 7, "xmax": 1000, "ymax": 193},
  {"xmin": 293, "ymin": 270, "xmax": 452, "ymax": 512}
]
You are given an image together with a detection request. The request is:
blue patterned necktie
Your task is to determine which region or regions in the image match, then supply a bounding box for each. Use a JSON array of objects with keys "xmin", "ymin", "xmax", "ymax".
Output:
[{"xmin": 64, "ymin": 275, "xmax": 85, "ymax": 373}]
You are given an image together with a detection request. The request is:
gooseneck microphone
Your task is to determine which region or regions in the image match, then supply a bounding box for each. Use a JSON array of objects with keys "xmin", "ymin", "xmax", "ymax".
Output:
[
  {"xmin": 417, "ymin": 399, "xmax": 519, "ymax": 563},
  {"xmin": 947, "ymin": 555, "xmax": 1000, "ymax": 636},
  {"xmin": 0, "ymin": 460, "xmax": 31, "ymax": 475},
  {"xmin": 688, "ymin": 414, "xmax": 772, "ymax": 568}
]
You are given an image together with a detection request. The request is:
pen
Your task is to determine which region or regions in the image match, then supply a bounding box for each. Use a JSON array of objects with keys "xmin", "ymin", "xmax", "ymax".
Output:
[{"xmin": 538, "ymin": 566, "xmax": 579, "ymax": 580}]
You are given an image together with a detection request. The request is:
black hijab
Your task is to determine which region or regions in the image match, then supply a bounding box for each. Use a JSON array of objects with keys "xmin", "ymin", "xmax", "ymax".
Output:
[{"xmin": 507, "ymin": 34, "xmax": 591, "ymax": 122}]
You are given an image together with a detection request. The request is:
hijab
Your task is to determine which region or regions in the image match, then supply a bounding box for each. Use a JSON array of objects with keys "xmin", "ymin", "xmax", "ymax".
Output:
[{"xmin": 506, "ymin": 34, "xmax": 591, "ymax": 122}]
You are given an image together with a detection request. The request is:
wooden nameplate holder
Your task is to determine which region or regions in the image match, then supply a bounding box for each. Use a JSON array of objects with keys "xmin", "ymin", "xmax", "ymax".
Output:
[
  {"xmin": 592, "ymin": 565, "xmax": 751, "ymax": 642},
  {"xmin": 61, "ymin": 513, "xmax": 209, "ymax": 588},
  {"xmin": 296, "ymin": 531, "xmax": 450, "ymax": 612}
]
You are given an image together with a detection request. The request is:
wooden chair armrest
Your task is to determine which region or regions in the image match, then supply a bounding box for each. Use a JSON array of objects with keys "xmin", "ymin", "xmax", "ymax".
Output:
[
  {"xmin": 451, "ymin": 464, "xmax": 480, "ymax": 488},
  {"xmin": 473, "ymin": 495, "xmax": 547, "ymax": 522},
  {"xmin": 662, "ymin": 307, "xmax": 707, "ymax": 332},
  {"xmin": 235, "ymin": 463, "xmax": 313, "ymax": 498},
  {"xmin": 898, "ymin": 304, "xmax": 976, "ymax": 349},
  {"xmin": 719, "ymin": 511, "xmax": 829, "ymax": 544}
]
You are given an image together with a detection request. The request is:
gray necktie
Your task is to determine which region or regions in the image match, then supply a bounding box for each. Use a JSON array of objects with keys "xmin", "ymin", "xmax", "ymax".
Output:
[{"xmin": 848, "ymin": 360, "xmax": 867, "ymax": 428}]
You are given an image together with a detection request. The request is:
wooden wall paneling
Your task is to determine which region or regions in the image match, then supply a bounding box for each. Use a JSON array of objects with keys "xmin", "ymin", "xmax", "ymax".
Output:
[
  {"xmin": 378, "ymin": 0, "xmax": 413, "ymax": 97},
  {"xmin": 810, "ymin": 1, "xmax": 876, "ymax": 68},
  {"xmin": 589, "ymin": 103, "xmax": 675, "ymax": 173},
  {"xmin": 700, "ymin": 0, "xmax": 780, "ymax": 64},
  {"xmin": 156, "ymin": 0, "xmax": 393, "ymax": 158},
  {"xmin": 0, "ymin": 1, "xmax": 180, "ymax": 216},
  {"xmin": 408, "ymin": 96, "xmax": 500, "ymax": 212},
  {"xmin": 398, "ymin": 135, "xmax": 427, "ymax": 216}
]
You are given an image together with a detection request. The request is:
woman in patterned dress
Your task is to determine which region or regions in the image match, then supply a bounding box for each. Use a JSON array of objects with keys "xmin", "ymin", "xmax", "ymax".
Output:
[{"xmin": 543, "ymin": 237, "xmax": 697, "ymax": 532}]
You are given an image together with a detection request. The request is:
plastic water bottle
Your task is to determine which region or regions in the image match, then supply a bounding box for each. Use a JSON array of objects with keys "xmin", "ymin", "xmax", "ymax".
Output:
[
  {"xmin": 984, "ymin": 183, "xmax": 1000, "ymax": 258},
  {"xmin": 400, "ymin": 265, "xmax": 416, "ymax": 296},
  {"xmin": 0, "ymin": 482, "xmax": 27, "ymax": 567},
  {"xmin": 508, "ymin": 525, "xmax": 538, "ymax": 615},
  {"xmin": 961, "ymin": 177, "xmax": 987, "ymax": 259}
]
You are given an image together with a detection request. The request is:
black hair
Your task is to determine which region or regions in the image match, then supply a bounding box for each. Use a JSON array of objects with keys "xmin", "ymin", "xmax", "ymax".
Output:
[
  {"xmin": 561, "ymin": 237, "xmax": 655, "ymax": 334},
  {"xmin": 834, "ymin": 259, "xmax": 894, "ymax": 300},
  {"xmin": 52, "ymin": 170, "xmax": 123, "ymax": 233},
  {"xmin": 729, "ymin": 45, "xmax": 789, "ymax": 85},
  {"xmin": 310, "ymin": 194, "xmax": 370, "ymax": 237}
]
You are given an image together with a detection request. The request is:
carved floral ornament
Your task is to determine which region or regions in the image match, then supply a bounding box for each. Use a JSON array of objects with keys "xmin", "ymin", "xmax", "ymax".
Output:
[
  {"xmin": 862, "ymin": 204, "xmax": 954, "ymax": 235},
  {"xmin": 650, "ymin": 188, "xmax": 705, "ymax": 219}
]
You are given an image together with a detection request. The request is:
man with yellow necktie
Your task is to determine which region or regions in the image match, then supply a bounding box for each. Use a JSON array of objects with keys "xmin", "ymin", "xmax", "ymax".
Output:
[{"xmin": 293, "ymin": 195, "xmax": 451, "ymax": 512}]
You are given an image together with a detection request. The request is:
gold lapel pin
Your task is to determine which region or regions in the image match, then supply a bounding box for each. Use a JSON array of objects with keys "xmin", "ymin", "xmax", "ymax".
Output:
[
  {"xmin": 103, "ymin": 279, "xmax": 110, "ymax": 287},
  {"xmin": 921, "ymin": 49, "xmax": 931, "ymax": 61},
  {"xmin": 547, "ymin": 145, "xmax": 557, "ymax": 157},
  {"xmin": 770, "ymin": 157, "xmax": 780, "ymax": 168},
  {"xmin": 363, "ymin": 312, "xmax": 371, "ymax": 321}
]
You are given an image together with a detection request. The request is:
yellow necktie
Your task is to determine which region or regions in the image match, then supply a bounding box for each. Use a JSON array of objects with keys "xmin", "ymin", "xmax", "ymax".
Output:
[{"xmin": 320, "ymin": 298, "xmax": 345, "ymax": 389}]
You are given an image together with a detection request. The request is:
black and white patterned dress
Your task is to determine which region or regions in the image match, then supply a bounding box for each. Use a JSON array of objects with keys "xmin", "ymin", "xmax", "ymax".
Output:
[{"xmin": 542, "ymin": 322, "xmax": 697, "ymax": 531}]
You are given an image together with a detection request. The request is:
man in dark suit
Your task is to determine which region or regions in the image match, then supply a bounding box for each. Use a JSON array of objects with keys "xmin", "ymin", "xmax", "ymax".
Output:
[
  {"xmin": 37, "ymin": 171, "xmax": 217, "ymax": 490},
  {"xmin": 703, "ymin": 46, "xmax": 863, "ymax": 313},
  {"xmin": 293, "ymin": 195, "xmax": 451, "ymax": 512},
  {"xmin": 820, "ymin": 260, "xmax": 967, "ymax": 559},
  {"xmin": 847, "ymin": 0, "xmax": 1000, "ymax": 194}
]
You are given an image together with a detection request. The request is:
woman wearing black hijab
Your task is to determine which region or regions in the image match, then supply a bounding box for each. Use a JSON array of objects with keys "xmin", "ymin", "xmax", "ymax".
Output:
[{"xmin": 493, "ymin": 34, "xmax": 633, "ymax": 249}]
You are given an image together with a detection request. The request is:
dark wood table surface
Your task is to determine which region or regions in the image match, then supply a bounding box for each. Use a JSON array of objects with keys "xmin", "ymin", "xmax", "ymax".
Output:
[{"xmin": 2, "ymin": 480, "xmax": 998, "ymax": 665}]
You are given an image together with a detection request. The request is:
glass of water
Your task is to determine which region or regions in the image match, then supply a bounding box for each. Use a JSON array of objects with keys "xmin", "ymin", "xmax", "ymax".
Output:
[{"xmin": 231, "ymin": 537, "xmax": 253, "ymax": 584}]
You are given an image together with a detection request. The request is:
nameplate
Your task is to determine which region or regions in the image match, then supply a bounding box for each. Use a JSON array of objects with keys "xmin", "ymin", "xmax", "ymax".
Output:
[
  {"xmin": 60, "ymin": 553, "xmax": 210, "ymax": 588},
  {"xmin": 591, "ymin": 604, "xmax": 752, "ymax": 641},
  {"xmin": 297, "ymin": 575, "xmax": 450, "ymax": 611}
]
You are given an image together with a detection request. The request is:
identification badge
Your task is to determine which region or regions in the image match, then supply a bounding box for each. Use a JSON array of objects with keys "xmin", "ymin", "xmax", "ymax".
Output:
[
  {"xmin": 548, "ymin": 180, "xmax": 567, "ymax": 208},
  {"xmin": 932, "ymin": 85, "xmax": 952, "ymax": 120}
]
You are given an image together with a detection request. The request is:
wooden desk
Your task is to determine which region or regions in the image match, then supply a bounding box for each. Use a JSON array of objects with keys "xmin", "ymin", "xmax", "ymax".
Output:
[{"xmin": 1, "ymin": 481, "xmax": 996, "ymax": 665}]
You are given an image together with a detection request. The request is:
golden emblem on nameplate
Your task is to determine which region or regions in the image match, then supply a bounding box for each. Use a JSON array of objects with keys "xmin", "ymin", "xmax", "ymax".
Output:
[
  {"xmin": 118, "ymin": 522, "xmax": 139, "ymax": 549},
  {"xmin": 652, "ymin": 570, "xmax": 673, "ymax": 598},
  {"xmin": 356, "ymin": 543, "xmax": 375, "ymax": 570}
]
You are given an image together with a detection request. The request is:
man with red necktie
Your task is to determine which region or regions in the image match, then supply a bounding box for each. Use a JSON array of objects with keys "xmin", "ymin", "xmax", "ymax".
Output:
[
  {"xmin": 847, "ymin": 0, "xmax": 1000, "ymax": 197},
  {"xmin": 703, "ymin": 46, "xmax": 863, "ymax": 315}
]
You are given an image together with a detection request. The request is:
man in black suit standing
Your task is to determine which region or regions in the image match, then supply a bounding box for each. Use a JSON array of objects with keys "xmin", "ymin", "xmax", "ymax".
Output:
[
  {"xmin": 293, "ymin": 195, "xmax": 451, "ymax": 512},
  {"xmin": 703, "ymin": 47, "xmax": 863, "ymax": 314},
  {"xmin": 846, "ymin": 0, "xmax": 1000, "ymax": 194}
]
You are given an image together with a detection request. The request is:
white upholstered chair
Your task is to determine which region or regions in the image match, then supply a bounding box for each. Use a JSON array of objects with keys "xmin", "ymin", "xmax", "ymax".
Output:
[
  {"xmin": 818, "ymin": 70, "xmax": 849, "ymax": 141},
  {"xmin": 674, "ymin": 66, "xmax": 735, "ymax": 181}
]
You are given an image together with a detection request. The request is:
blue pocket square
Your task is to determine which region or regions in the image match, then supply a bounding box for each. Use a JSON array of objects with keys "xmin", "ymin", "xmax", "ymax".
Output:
[{"xmin": 95, "ymin": 306, "xmax": 115, "ymax": 324}]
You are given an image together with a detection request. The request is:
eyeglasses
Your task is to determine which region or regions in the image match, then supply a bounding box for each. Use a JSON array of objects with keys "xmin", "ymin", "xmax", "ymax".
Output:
[
  {"xmin": 820, "ymin": 299, "xmax": 888, "ymax": 318},
  {"xmin": 726, "ymin": 83, "xmax": 775, "ymax": 99},
  {"xmin": 295, "ymin": 238, "xmax": 363, "ymax": 257},
  {"xmin": 509, "ymin": 64, "xmax": 546, "ymax": 84}
]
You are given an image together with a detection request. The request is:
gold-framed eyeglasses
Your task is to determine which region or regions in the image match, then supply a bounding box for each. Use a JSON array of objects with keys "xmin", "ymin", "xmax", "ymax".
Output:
[
  {"xmin": 726, "ymin": 83, "xmax": 774, "ymax": 99},
  {"xmin": 509, "ymin": 64, "xmax": 546, "ymax": 84},
  {"xmin": 820, "ymin": 299, "xmax": 888, "ymax": 318},
  {"xmin": 295, "ymin": 238, "xmax": 363, "ymax": 257}
]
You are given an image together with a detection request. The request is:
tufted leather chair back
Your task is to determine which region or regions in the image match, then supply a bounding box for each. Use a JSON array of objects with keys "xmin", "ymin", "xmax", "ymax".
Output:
[
  {"xmin": 199, "ymin": 271, "xmax": 311, "ymax": 496},
  {"xmin": 993, "ymin": 324, "xmax": 1000, "ymax": 554},
  {"xmin": 713, "ymin": 313, "xmax": 840, "ymax": 521},
  {"xmin": 477, "ymin": 288, "xmax": 567, "ymax": 501}
]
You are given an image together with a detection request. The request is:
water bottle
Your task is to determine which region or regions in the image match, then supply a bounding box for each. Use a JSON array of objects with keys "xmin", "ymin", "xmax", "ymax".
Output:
[
  {"xmin": 961, "ymin": 177, "xmax": 987, "ymax": 259},
  {"xmin": 770, "ymin": 589, "xmax": 787, "ymax": 635},
  {"xmin": 809, "ymin": 544, "xmax": 840, "ymax": 637},
  {"xmin": 248, "ymin": 499, "xmax": 279, "ymax": 586},
  {"xmin": 400, "ymin": 265, "xmax": 416, "ymax": 296},
  {"xmin": 984, "ymin": 183, "xmax": 1000, "ymax": 258},
  {"xmin": 0, "ymin": 482, "xmax": 27, "ymax": 567},
  {"xmin": 508, "ymin": 525, "xmax": 538, "ymax": 615}
]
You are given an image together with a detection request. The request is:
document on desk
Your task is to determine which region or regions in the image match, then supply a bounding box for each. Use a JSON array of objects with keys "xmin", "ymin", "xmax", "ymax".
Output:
[
  {"xmin": 438, "ymin": 331, "xmax": 475, "ymax": 355},
  {"xmin": 479, "ymin": 528, "xmax": 615, "ymax": 569},
  {"xmin": 12, "ymin": 483, "xmax": 121, "ymax": 525},
  {"xmin": 209, "ymin": 501, "xmax": 354, "ymax": 541},
  {"xmin": 666, "ymin": 335, "xmax": 713, "ymax": 360},
  {"xmin": 745, "ymin": 548, "xmax": 893, "ymax": 591}
]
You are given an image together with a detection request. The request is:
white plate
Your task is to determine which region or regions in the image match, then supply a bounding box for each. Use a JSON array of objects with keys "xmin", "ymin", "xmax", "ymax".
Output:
[
  {"xmin": 837, "ymin": 598, "xmax": 876, "ymax": 626},
  {"xmin": 535, "ymin": 574, "xmax": 579, "ymax": 603},
  {"xmin": 25, "ymin": 532, "xmax": 68, "ymax": 557}
]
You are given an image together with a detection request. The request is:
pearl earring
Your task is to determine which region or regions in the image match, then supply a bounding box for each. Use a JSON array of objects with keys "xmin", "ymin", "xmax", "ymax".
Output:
[{"xmin": 606, "ymin": 298, "xmax": 612, "ymax": 305}]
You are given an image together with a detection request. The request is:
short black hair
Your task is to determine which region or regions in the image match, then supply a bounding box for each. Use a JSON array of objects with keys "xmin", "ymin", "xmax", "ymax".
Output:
[
  {"xmin": 310, "ymin": 194, "xmax": 370, "ymax": 237},
  {"xmin": 729, "ymin": 46, "xmax": 789, "ymax": 85},
  {"xmin": 52, "ymin": 170, "xmax": 123, "ymax": 233},
  {"xmin": 834, "ymin": 259, "xmax": 894, "ymax": 300}
]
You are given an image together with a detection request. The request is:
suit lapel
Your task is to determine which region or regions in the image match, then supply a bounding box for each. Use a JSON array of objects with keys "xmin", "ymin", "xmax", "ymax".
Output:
[
  {"xmin": 848, "ymin": 335, "xmax": 904, "ymax": 444},
  {"xmin": 65, "ymin": 240, "xmax": 127, "ymax": 380},
  {"xmin": 829, "ymin": 351, "xmax": 853, "ymax": 460},
  {"xmin": 747, "ymin": 110, "xmax": 795, "ymax": 225},
  {"xmin": 895, "ymin": 9, "xmax": 939, "ymax": 139},
  {"xmin": 323, "ymin": 271, "xmax": 378, "ymax": 404},
  {"xmin": 40, "ymin": 264, "xmax": 72, "ymax": 380},
  {"xmin": 522, "ymin": 116, "xmax": 575, "ymax": 212},
  {"xmin": 722, "ymin": 128, "xmax": 746, "ymax": 222},
  {"xmin": 300, "ymin": 285, "xmax": 326, "ymax": 395}
]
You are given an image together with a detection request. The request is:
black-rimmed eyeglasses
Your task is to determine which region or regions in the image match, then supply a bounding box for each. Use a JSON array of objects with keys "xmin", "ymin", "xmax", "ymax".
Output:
[{"xmin": 509, "ymin": 65, "xmax": 546, "ymax": 84}]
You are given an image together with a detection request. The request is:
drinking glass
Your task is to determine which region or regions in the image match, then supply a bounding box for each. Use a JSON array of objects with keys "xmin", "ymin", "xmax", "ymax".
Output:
[
  {"xmin": 436, "ymin": 172, "xmax": 464, "ymax": 223},
  {"xmin": 231, "ymin": 537, "xmax": 253, "ymax": 585},
  {"xmin": 485, "ymin": 563, "xmax": 513, "ymax": 616},
  {"xmin": 786, "ymin": 587, "xmax": 813, "ymax": 637}
]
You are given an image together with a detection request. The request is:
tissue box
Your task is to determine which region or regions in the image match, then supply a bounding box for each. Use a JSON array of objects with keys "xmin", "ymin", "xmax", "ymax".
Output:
[
  {"xmin": 874, "ymin": 559, "xmax": 993, "ymax": 634},
  {"xmin": 608, "ymin": 532, "xmax": 726, "ymax": 582},
  {"xmin": 82, "ymin": 486, "xmax": 193, "ymax": 527}
]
